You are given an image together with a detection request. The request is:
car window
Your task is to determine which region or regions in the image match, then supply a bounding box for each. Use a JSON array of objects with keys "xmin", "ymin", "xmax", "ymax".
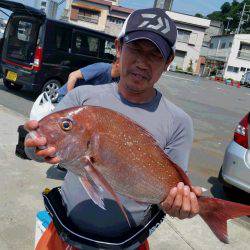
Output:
[
  {"xmin": 4, "ymin": 16, "xmax": 40, "ymax": 63},
  {"xmin": 55, "ymin": 27, "xmax": 71, "ymax": 52},
  {"xmin": 73, "ymin": 31, "xmax": 100, "ymax": 57},
  {"xmin": 103, "ymin": 40, "xmax": 116, "ymax": 60}
]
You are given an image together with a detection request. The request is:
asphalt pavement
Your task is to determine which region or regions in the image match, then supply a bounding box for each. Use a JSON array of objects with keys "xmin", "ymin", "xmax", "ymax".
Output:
[{"xmin": 0, "ymin": 73, "xmax": 250, "ymax": 249}]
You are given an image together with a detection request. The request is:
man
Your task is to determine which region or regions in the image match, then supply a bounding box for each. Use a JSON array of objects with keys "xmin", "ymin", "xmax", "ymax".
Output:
[
  {"xmin": 25, "ymin": 8, "xmax": 202, "ymax": 249},
  {"xmin": 57, "ymin": 59, "xmax": 120, "ymax": 101}
]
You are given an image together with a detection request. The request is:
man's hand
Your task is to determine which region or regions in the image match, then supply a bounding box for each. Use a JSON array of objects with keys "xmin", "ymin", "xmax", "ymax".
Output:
[
  {"xmin": 24, "ymin": 120, "xmax": 60, "ymax": 164},
  {"xmin": 160, "ymin": 182, "xmax": 202, "ymax": 219},
  {"xmin": 67, "ymin": 70, "xmax": 83, "ymax": 91}
]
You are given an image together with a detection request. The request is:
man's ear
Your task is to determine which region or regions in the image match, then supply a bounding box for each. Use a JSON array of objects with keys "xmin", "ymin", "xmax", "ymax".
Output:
[
  {"xmin": 164, "ymin": 53, "xmax": 175, "ymax": 71},
  {"xmin": 115, "ymin": 39, "xmax": 122, "ymax": 59}
]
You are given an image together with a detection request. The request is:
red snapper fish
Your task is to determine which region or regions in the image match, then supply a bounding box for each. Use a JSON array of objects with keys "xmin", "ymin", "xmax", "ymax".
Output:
[{"xmin": 32, "ymin": 106, "xmax": 250, "ymax": 243}]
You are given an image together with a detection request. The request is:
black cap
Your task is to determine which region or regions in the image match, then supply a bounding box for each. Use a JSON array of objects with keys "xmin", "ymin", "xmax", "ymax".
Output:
[{"xmin": 118, "ymin": 8, "xmax": 177, "ymax": 60}]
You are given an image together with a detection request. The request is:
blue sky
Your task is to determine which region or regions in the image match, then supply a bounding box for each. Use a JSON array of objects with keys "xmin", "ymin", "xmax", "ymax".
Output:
[
  {"xmin": 120, "ymin": 0, "xmax": 234, "ymax": 16},
  {"xmin": 1, "ymin": 0, "xmax": 235, "ymax": 19}
]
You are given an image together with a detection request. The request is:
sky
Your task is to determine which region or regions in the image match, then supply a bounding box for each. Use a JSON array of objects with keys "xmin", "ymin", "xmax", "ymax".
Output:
[
  {"xmin": 0, "ymin": 0, "xmax": 235, "ymax": 20},
  {"xmin": 119, "ymin": 0, "xmax": 234, "ymax": 16}
]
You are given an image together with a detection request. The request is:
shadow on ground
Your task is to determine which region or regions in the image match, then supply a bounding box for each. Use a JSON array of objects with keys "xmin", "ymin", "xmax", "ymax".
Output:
[
  {"xmin": 208, "ymin": 176, "xmax": 250, "ymax": 205},
  {"xmin": 46, "ymin": 165, "xmax": 67, "ymax": 180},
  {"xmin": 0, "ymin": 84, "xmax": 37, "ymax": 102}
]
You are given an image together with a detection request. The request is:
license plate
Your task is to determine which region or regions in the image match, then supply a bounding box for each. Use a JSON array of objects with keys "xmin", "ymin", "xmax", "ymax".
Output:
[{"xmin": 6, "ymin": 71, "xmax": 17, "ymax": 82}]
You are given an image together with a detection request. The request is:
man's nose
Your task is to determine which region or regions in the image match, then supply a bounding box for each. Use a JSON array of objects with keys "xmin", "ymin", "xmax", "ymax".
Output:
[{"xmin": 135, "ymin": 53, "xmax": 150, "ymax": 69}]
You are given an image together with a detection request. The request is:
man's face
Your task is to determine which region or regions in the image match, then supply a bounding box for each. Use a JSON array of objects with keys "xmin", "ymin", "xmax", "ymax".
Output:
[{"xmin": 116, "ymin": 39, "xmax": 171, "ymax": 94}]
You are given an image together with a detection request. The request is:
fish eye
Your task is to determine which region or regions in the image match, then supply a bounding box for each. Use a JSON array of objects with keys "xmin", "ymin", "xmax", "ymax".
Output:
[{"xmin": 60, "ymin": 119, "xmax": 73, "ymax": 131}]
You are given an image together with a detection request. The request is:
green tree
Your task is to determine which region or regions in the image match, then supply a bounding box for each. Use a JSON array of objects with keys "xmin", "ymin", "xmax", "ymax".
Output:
[
  {"xmin": 206, "ymin": 0, "xmax": 250, "ymax": 34},
  {"xmin": 221, "ymin": 2, "xmax": 231, "ymax": 13},
  {"xmin": 195, "ymin": 13, "xmax": 204, "ymax": 18},
  {"xmin": 187, "ymin": 60, "xmax": 193, "ymax": 73}
]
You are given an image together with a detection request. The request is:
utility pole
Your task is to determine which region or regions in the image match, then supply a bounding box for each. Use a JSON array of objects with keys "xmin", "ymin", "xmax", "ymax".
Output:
[
  {"xmin": 154, "ymin": 0, "xmax": 174, "ymax": 11},
  {"xmin": 225, "ymin": 17, "xmax": 233, "ymax": 34},
  {"xmin": 236, "ymin": 3, "xmax": 250, "ymax": 34}
]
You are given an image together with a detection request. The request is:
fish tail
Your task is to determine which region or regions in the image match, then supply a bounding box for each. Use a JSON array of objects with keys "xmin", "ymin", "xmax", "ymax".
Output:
[{"xmin": 198, "ymin": 196, "xmax": 250, "ymax": 243}]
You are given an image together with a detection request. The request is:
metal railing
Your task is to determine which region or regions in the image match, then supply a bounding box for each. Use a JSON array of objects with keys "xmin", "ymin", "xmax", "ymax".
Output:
[
  {"xmin": 78, "ymin": 14, "xmax": 99, "ymax": 24},
  {"xmin": 237, "ymin": 50, "xmax": 250, "ymax": 60}
]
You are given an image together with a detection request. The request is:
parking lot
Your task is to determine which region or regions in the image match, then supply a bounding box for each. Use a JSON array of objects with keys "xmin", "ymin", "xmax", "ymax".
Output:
[{"xmin": 0, "ymin": 72, "xmax": 250, "ymax": 249}]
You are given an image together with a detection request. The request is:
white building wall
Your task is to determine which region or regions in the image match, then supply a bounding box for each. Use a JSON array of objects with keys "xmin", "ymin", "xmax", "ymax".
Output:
[
  {"xmin": 174, "ymin": 23, "xmax": 207, "ymax": 71},
  {"xmin": 166, "ymin": 12, "xmax": 210, "ymax": 72},
  {"xmin": 224, "ymin": 34, "xmax": 250, "ymax": 81}
]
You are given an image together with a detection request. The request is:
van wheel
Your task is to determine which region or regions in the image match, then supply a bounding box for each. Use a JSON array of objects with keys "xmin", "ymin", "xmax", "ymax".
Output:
[
  {"xmin": 3, "ymin": 79, "xmax": 23, "ymax": 91},
  {"xmin": 42, "ymin": 79, "xmax": 61, "ymax": 103}
]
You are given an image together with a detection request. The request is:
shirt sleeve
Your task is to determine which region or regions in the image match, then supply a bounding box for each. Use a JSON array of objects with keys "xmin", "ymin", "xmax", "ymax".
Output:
[
  {"xmin": 164, "ymin": 114, "xmax": 194, "ymax": 173},
  {"xmin": 80, "ymin": 63, "xmax": 110, "ymax": 82}
]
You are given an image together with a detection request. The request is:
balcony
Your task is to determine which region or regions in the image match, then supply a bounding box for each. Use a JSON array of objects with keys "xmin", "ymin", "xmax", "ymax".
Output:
[
  {"xmin": 237, "ymin": 50, "xmax": 250, "ymax": 61},
  {"xmin": 78, "ymin": 14, "xmax": 99, "ymax": 24}
]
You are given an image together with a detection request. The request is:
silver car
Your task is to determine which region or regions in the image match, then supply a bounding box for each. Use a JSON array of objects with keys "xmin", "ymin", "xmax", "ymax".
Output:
[{"xmin": 219, "ymin": 112, "xmax": 250, "ymax": 194}]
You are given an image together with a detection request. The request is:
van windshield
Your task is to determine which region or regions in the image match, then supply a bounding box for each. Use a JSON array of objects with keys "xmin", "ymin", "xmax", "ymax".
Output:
[{"xmin": 4, "ymin": 16, "xmax": 40, "ymax": 64}]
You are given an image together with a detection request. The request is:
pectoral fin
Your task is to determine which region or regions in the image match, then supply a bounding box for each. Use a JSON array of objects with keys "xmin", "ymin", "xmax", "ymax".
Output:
[
  {"xmin": 79, "ymin": 170, "xmax": 106, "ymax": 210},
  {"xmin": 84, "ymin": 156, "xmax": 131, "ymax": 227}
]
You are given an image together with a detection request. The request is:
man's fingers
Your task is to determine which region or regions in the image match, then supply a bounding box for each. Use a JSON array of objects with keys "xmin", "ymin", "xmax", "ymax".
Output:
[
  {"xmin": 179, "ymin": 186, "xmax": 191, "ymax": 219},
  {"xmin": 161, "ymin": 187, "xmax": 177, "ymax": 212},
  {"xmin": 189, "ymin": 192, "xmax": 199, "ymax": 218},
  {"xmin": 45, "ymin": 156, "xmax": 61, "ymax": 165},
  {"xmin": 36, "ymin": 147, "xmax": 56, "ymax": 158},
  {"xmin": 24, "ymin": 120, "xmax": 39, "ymax": 131},
  {"xmin": 25, "ymin": 137, "xmax": 47, "ymax": 148},
  {"xmin": 192, "ymin": 186, "xmax": 203, "ymax": 196},
  {"xmin": 171, "ymin": 182, "xmax": 184, "ymax": 217}
]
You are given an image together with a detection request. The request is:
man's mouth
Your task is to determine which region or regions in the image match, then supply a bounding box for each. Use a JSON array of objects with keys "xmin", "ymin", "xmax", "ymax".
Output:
[{"xmin": 131, "ymin": 71, "xmax": 150, "ymax": 81}]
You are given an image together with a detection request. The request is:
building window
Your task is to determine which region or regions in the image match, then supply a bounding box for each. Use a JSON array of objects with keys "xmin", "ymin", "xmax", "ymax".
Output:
[
  {"xmin": 220, "ymin": 42, "xmax": 226, "ymax": 49},
  {"xmin": 177, "ymin": 29, "xmax": 191, "ymax": 43},
  {"xmin": 210, "ymin": 43, "xmax": 214, "ymax": 48},
  {"xmin": 78, "ymin": 8, "xmax": 100, "ymax": 24},
  {"xmin": 107, "ymin": 16, "xmax": 124, "ymax": 25},
  {"xmin": 41, "ymin": 1, "xmax": 47, "ymax": 7},
  {"xmin": 240, "ymin": 67, "xmax": 246, "ymax": 72},
  {"xmin": 238, "ymin": 42, "xmax": 250, "ymax": 60},
  {"xmin": 229, "ymin": 42, "xmax": 232, "ymax": 47},
  {"xmin": 227, "ymin": 66, "xmax": 239, "ymax": 73}
]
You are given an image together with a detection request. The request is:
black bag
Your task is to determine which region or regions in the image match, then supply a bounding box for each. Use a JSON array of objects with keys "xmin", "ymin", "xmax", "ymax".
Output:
[
  {"xmin": 15, "ymin": 125, "xmax": 30, "ymax": 159},
  {"xmin": 43, "ymin": 187, "xmax": 165, "ymax": 250}
]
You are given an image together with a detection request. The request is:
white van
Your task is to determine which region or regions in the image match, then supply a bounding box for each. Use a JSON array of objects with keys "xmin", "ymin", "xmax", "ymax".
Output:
[{"xmin": 240, "ymin": 71, "xmax": 250, "ymax": 87}]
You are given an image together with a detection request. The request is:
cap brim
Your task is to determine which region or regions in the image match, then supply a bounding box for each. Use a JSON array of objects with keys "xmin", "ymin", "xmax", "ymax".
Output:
[{"xmin": 124, "ymin": 30, "xmax": 172, "ymax": 61}]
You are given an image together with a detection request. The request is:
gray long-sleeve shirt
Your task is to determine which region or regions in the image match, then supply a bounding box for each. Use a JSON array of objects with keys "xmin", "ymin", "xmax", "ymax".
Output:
[{"xmin": 26, "ymin": 82, "xmax": 193, "ymax": 238}]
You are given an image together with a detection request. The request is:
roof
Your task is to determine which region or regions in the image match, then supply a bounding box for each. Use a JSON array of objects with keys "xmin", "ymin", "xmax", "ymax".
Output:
[
  {"xmin": 166, "ymin": 11, "xmax": 210, "ymax": 29},
  {"xmin": 73, "ymin": 0, "xmax": 134, "ymax": 14},
  {"xmin": 110, "ymin": 5, "xmax": 133, "ymax": 14}
]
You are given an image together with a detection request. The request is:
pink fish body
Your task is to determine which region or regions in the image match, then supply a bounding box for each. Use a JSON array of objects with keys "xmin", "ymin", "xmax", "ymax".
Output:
[{"xmin": 34, "ymin": 106, "xmax": 250, "ymax": 243}]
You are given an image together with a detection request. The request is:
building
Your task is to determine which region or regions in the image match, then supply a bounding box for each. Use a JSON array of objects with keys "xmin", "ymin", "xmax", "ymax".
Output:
[
  {"xmin": 35, "ymin": 0, "xmax": 59, "ymax": 19},
  {"xmin": 203, "ymin": 20, "xmax": 223, "ymax": 47},
  {"xmin": 198, "ymin": 20, "xmax": 224, "ymax": 76},
  {"xmin": 166, "ymin": 11, "xmax": 210, "ymax": 73},
  {"xmin": 203, "ymin": 34, "xmax": 250, "ymax": 81},
  {"xmin": 66, "ymin": 0, "xmax": 133, "ymax": 36},
  {"xmin": 154, "ymin": 0, "xmax": 174, "ymax": 11},
  {"xmin": 65, "ymin": 1, "xmax": 210, "ymax": 73}
]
